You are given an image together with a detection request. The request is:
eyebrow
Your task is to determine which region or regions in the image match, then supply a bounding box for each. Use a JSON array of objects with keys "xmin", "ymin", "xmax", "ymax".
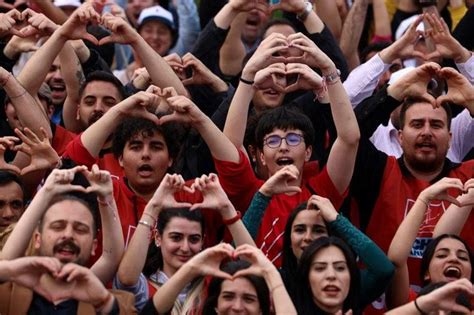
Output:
[{"xmin": 311, "ymin": 260, "xmax": 346, "ymax": 266}]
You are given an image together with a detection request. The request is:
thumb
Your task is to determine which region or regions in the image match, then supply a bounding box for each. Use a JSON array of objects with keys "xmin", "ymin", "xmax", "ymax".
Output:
[
  {"xmin": 98, "ymin": 35, "xmax": 113, "ymax": 46},
  {"xmin": 436, "ymin": 95, "xmax": 451, "ymax": 108},
  {"xmin": 286, "ymin": 186, "xmax": 302, "ymax": 194},
  {"xmin": 20, "ymin": 164, "xmax": 38, "ymax": 176},
  {"xmin": 83, "ymin": 33, "xmax": 99, "ymax": 45}
]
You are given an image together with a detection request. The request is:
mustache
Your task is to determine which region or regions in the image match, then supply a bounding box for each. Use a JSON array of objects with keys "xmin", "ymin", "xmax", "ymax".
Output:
[
  {"xmin": 53, "ymin": 239, "xmax": 80, "ymax": 256},
  {"xmin": 88, "ymin": 112, "xmax": 104, "ymax": 125}
]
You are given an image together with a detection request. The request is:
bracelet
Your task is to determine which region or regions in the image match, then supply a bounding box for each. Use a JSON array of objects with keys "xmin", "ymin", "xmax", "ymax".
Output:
[
  {"xmin": 414, "ymin": 298, "xmax": 428, "ymax": 315},
  {"xmin": 8, "ymin": 90, "xmax": 27, "ymax": 99},
  {"xmin": 97, "ymin": 195, "xmax": 114, "ymax": 206},
  {"xmin": 142, "ymin": 212, "xmax": 157, "ymax": 223},
  {"xmin": 222, "ymin": 211, "xmax": 241, "ymax": 225},
  {"xmin": 239, "ymin": 77, "xmax": 254, "ymax": 85},
  {"xmin": 94, "ymin": 292, "xmax": 114, "ymax": 312},
  {"xmin": 323, "ymin": 69, "xmax": 341, "ymax": 86},
  {"xmin": 138, "ymin": 219, "xmax": 155, "ymax": 229}
]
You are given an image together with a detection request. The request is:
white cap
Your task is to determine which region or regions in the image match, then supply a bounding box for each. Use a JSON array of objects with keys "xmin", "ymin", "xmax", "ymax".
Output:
[
  {"xmin": 137, "ymin": 5, "xmax": 175, "ymax": 30},
  {"xmin": 54, "ymin": 0, "xmax": 81, "ymax": 8}
]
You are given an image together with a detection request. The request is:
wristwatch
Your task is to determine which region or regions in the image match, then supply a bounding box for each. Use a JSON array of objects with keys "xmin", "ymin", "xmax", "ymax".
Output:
[{"xmin": 297, "ymin": 1, "xmax": 313, "ymax": 22}]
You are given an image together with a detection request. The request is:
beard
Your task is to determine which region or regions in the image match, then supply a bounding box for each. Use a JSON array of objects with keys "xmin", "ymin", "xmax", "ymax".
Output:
[{"xmin": 403, "ymin": 151, "xmax": 445, "ymax": 173}]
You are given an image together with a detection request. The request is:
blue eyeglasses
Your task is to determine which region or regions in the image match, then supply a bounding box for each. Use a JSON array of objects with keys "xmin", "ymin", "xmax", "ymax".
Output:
[{"xmin": 263, "ymin": 133, "xmax": 304, "ymax": 148}]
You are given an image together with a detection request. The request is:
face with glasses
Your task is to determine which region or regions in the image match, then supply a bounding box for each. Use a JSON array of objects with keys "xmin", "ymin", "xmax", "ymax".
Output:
[{"xmin": 259, "ymin": 128, "xmax": 312, "ymax": 178}]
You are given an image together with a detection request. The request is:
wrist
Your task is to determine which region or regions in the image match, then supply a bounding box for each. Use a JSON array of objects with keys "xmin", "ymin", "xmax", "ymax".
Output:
[
  {"xmin": 221, "ymin": 204, "xmax": 237, "ymax": 221},
  {"xmin": 415, "ymin": 295, "xmax": 430, "ymax": 314},
  {"xmin": 97, "ymin": 194, "xmax": 114, "ymax": 206},
  {"xmin": 454, "ymin": 48, "xmax": 472, "ymax": 64},
  {"xmin": 93, "ymin": 291, "xmax": 114, "ymax": 312},
  {"xmin": 259, "ymin": 186, "xmax": 272, "ymax": 197},
  {"xmin": 3, "ymin": 44, "xmax": 20, "ymax": 60},
  {"xmin": 320, "ymin": 63, "xmax": 337, "ymax": 76}
]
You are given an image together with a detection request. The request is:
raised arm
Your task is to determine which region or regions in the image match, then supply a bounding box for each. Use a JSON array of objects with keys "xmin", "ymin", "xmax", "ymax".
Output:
[
  {"xmin": 0, "ymin": 67, "xmax": 52, "ymax": 139},
  {"xmin": 151, "ymin": 243, "xmax": 234, "ymax": 314},
  {"xmin": 288, "ymin": 32, "xmax": 360, "ymax": 193},
  {"xmin": 78, "ymin": 90, "xmax": 160, "ymax": 158},
  {"xmin": 386, "ymin": 177, "xmax": 465, "ymax": 309},
  {"xmin": 190, "ymin": 173, "xmax": 256, "ymax": 247},
  {"xmin": 116, "ymin": 174, "xmax": 192, "ymax": 287},
  {"xmin": 99, "ymin": 13, "xmax": 187, "ymax": 96},
  {"xmin": 223, "ymin": 33, "xmax": 288, "ymax": 148},
  {"xmin": 234, "ymin": 244, "xmax": 297, "ymax": 315},
  {"xmin": 433, "ymin": 178, "xmax": 474, "ymax": 237},
  {"xmin": 84, "ymin": 165, "xmax": 124, "ymax": 284},
  {"xmin": 160, "ymin": 94, "xmax": 240, "ymax": 163}
]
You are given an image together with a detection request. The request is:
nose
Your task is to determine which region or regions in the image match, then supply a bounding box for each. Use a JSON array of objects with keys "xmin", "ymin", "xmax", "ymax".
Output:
[
  {"xmin": 303, "ymin": 229, "xmax": 313, "ymax": 244},
  {"xmin": 1, "ymin": 205, "xmax": 15, "ymax": 220},
  {"xmin": 93, "ymin": 101, "xmax": 106, "ymax": 113},
  {"xmin": 141, "ymin": 146, "xmax": 151, "ymax": 160},
  {"xmin": 52, "ymin": 68, "xmax": 62, "ymax": 80},
  {"xmin": 180, "ymin": 239, "xmax": 190, "ymax": 253},
  {"xmin": 231, "ymin": 297, "xmax": 244, "ymax": 311},
  {"xmin": 326, "ymin": 266, "xmax": 337, "ymax": 279},
  {"xmin": 62, "ymin": 224, "xmax": 74, "ymax": 238}
]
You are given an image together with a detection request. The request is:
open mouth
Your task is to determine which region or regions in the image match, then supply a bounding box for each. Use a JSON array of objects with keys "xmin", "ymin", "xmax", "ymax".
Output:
[
  {"xmin": 49, "ymin": 82, "xmax": 66, "ymax": 96},
  {"xmin": 323, "ymin": 285, "xmax": 341, "ymax": 295},
  {"xmin": 416, "ymin": 142, "xmax": 436, "ymax": 150},
  {"xmin": 443, "ymin": 266, "xmax": 462, "ymax": 279},
  {"xmin": 138, "ymin": 164, "xmax": 153, "ymax": 176},
  {"xmin": 276, "ymin": 157, "xmax": 294, "ymax": 166}
]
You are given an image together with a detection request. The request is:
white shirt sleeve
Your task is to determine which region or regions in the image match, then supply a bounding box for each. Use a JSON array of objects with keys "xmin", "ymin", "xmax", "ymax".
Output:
[
  {"xmin": 343, "ymin": 53, "xmax": 390, "ymax": 108},
  {"xmin": 447, "ymin": 109, "xmax": 474, "ymax": 162},
  {"xmin": 455, "ymin": 53, "xmax": 474, "ymax": 85}
]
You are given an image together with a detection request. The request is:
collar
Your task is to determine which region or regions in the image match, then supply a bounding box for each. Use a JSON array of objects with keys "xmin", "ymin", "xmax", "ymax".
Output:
[
  {"xmin": 397, "ymin": 156, "xmax": 461, "ymax": 183},
  {"xmin": 150, "ymin": 271, "xmax": 191, "ymax": 304}
]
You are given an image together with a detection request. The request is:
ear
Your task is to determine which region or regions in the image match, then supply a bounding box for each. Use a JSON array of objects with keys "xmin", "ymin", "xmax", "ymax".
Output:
[
  {"xmin": 76, "ymin": 105, "xmax": 81, "ymax": 120},
  {"xmin": 259, "ymin": 150, "xmax": 266, "ymax": 166},
  {"xmin": 424, "ymin": 272, "xmax": 431, "ymax": 282},
  {"xmin": 167, "ymin": 157, "xmax": 173, "ymax": 169},
  {"xmin": 305, "ymin": 145, "xmax": 312, "ymax": 162},
  {"xmin": 119, "ymin": 154, "xmax": 124, "ymax": 168},
  {"xmin": 397, "ymin": 129, "xmax": 403, "ymax": 145},
  {"xmin": 91, "ymin": 238, "xmax": 98, "ymax": 256},
  {"xmin": 33, "ymin": 230, "xmax": 41, "ymax": 250},
  {"xmin": 448, "ymin": 131, "xmax": 452, "ymax": 148},
  {"xmin": 155, "ymin": 234, "xmax": 162, "ymax": 247}
]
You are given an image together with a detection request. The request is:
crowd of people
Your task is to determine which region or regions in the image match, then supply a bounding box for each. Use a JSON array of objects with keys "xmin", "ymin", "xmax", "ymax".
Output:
[{"xmin": 0, "ymin": 0, "xmax": 473, "ymax": 314}]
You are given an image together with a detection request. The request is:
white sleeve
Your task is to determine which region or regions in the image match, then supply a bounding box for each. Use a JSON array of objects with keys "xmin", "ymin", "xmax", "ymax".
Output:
[{"xmin": 448, "ymin": 109, "xmax": 474, "ymax": 162}]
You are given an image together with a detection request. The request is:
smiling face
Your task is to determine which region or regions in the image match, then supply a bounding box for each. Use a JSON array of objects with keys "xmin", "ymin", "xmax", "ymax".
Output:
[
  {"xmin": 291, "ymin": 210, "xmax": 328, "ymax": 260},
  {"xmin": 139, "ymin": 20, "xmax": 173, "ymax": 56},
  {"xmin": 216, "ymin": 277, "xmax": 262, "ymax": 315},
  {"xmin": 399, "ymin": 102, "xmax": 451, "ymax": 174},
  {"xmin": 35, "ymin": 199, "xmax": 97, "ymax": 266},
  {"xmin": 77, "ymin": 80, "xmax": 122, "ymax": 130},
  {"xmin": 309, "ymin": 245, "xmax": 350, "ymax": 314},
  {"xmin": 425, "ymin": 238, "xmax": 472, "ymax": 284},
  {"xmin": 156, "ymin": 217, "xmax": 202, "ymax": 277},
  {"xmin": 45, "ymin": 58, "xmax": 66, "ymax": 106},
  {"xmin": 259, "ymin": 128, "xmax": 312, "ymax": 178},
  {"xmin": 119, "ymin": 130, "xmax": 173, "ymax": 197}
]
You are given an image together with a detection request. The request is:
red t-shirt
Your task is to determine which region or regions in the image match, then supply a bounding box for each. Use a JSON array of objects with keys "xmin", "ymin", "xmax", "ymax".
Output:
[{"xmin": 215, "ymin": 149, "xmax": 347, "ymax": 267}]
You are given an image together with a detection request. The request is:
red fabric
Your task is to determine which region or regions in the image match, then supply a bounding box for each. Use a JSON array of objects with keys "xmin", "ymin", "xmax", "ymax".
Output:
[
  {"xmin": 362, "ymin": 158, "xmax": 474, "ymax": 314},
  {"xmin": 62, "ymin": 134, "xmax": 124, "ymax": 178},
  {"xmin": 215, "ymin": 149, "xmax": 347, "ymax": 267},
  {"xmin": 52, "ymin": 125, "xmax": 76, "ymax": 156}
]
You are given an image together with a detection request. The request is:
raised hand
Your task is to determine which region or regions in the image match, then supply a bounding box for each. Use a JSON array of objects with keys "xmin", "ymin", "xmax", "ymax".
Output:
[
  {"xmin": 158, "ymin": 95, "xmax": 205, "ymax": 126},
  {"xmin": 8, "ymin": 256, "xmax": 62, "ymax": 294},
  {"xmin": 189, "ymin": 173, "xmax": 236, "ymax": 219},
  {"xmin": 253, "ymin": 63, "xmax": 287, "ymax": 92},
  {"xmin": 286, "ymin": 32, "xmax": 334, "ymax": 71},
  {"xmin": 82, "ymin": 164, "xmax": 113, "ymax": 198},
  {"xmin": 53, "ymin": 263, "xmax": 111, "ymax": 307},
  {"xmin": 0, "ymin": 136, "xmax": 21, "ymax": 174},
  {"xmin": 424, "ymin": 13, "xmax": 472, "ymax": 63},
  {"xmin": 233, "ymin": 244, "xmax": 276, "ymax": 277},
  {"xmin": 115, "ymin": 91, "xmax": 160, "ymax": 123},
  {"xmin": 99, "ymin": 13, "xmax": 138, "ymax": 45},
  {"xmin": 307, "ymin": 194, "xmax": 338, "ymax": 223},
  {"xmin": 181, "ymin": 53, "xmax": 227, "ymax": 92},
  {"xmin": 284, "ymin": 63, "xmax": 324, "ymax": 93},
  {"xmin": 145, "ymin": 173, "xmax": 193, "ymax": 215},
  {"xmin": 242, "ymin": 33, "xmax": 289, "ymax": 79},
  {"xmin": 0, "ymin": 9, "xmax": 24, "ymax": 37},
  {"xmin": 145, "ymin": 85, "xmax": 177, "ymax": 114},
  {"xmin": 186, "ymin": 243, "xmax": 234, "ymax": 279},
  {"xmin": 259, "ymin": 165, "xmax": 302, "ymax": 197},
  {"xmin": 228, "ymin": 0, "xmax": 269, "ymax": 14},
  {"xmin": 436, "ymin": 67, "xmax": 474, "ymax": 112},
  {"xmin": 131, "ymin": 67, "xmax": 151, "ymax": 90},
  {"xmin": 418, "ymin": 177, "xmax": 465, "ymax": 207},
  {"xmin": 41, "ymin": 166, "xmax": 88, "ymax": 195},
  {"xmin": 457, "ymin": 178, "xmax": 474, "ymax": 207},
  {"xmin": 20, "ymin": 9, "xmax": 59, "ymax": 37},
  {"xmin": 58, "ymin": 2, "xmax": 100, "ymax": 44},
  {"xmin": 269, "ymin": 0, "xmax": 307, "ymax": 14},
  {"xmin": 14, "ymin": 127, "xmax": 59, "ymax": 175},
  {"xmin": 387, "ymin": 62, "xmax": 440, "ymax": 102}
]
